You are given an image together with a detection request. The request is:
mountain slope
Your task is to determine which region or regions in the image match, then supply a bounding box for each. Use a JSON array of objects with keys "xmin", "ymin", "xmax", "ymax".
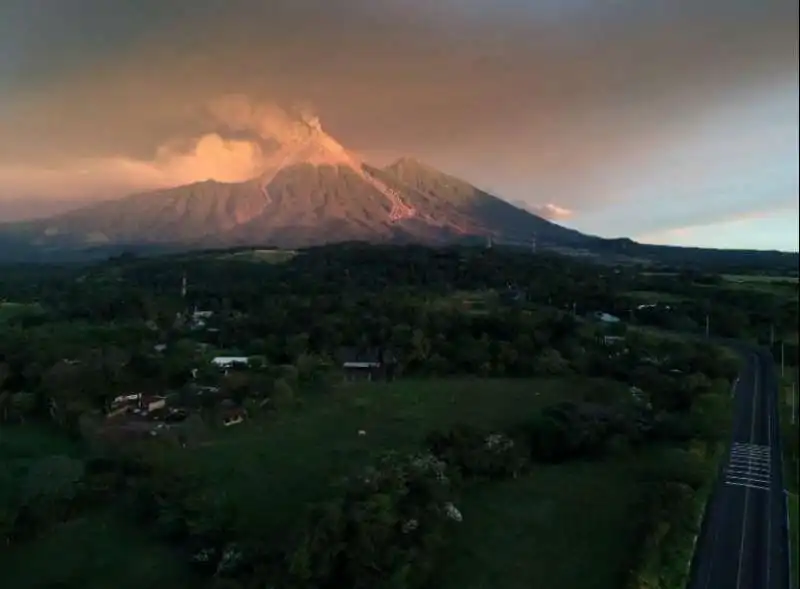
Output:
[
  {"xmin": 378, "ymin": 158, "xmax": 589, "ymax": 245},
  {"xmin": 3, "ymin": 126, "xmax": 586, "ymax": 250}
]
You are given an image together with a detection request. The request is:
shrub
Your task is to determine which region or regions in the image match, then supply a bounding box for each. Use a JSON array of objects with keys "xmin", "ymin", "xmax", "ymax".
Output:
[
  {"xmin": 522, "ymin": 402, "xmax": 618, "ymax": 463},
  {"xmin": 625, "ymin": 481, "xmax": 698, "ymax": 589},
  {"xmin": 425, "ymin": 424, "xmax": 528, "ymax": 481},
  {"xmin": 285, "ymin": 452, "xmax": 460, "ymax": 589}
]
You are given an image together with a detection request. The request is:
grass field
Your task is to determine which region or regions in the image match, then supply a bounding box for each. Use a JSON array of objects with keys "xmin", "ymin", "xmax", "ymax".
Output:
[
  {"xmin": 718, "ymin": 275, "xmax": 798, "ymax": 297},
  {"xmin": 0, "ymin": 428, "xmax": 186, "ymax": 589},
  {"xmin": 721, "ymin": 274, "xmax": 798, "ymax": 284},
  {"xmin": 0, "ymin": 425, "xmax": 82, "ymax": 509},
  {"xmin": 159, "ymin": 377, "xmax": 622, "ymax": 549},
  {"xmin": 625, "ymin": 290, "xmax": 686, "ymax": 303},
  {"xmin": 427, "ymin": 290, "xmax": 496, "ymax": 314},
  {"xmin": 0, "ymin": 510, "xmax": 192, "ymax": 589},
  {"xmin": 1, "ymin": 376, "xmax": 705, "ymax": 589},
  {"xmin": 0, "ymin": 424, "xmax": 79, "ymax": 457},
  {"xmin": 218, "ymin": 249, "xmax": 298, "ymax": 264},
  {"xmin": 0, "ymin": 302, "xmax": 44, "ymax": 323},
  {"xmin": 435, "ymin": 459, "xmax": 643, "ymax": 589}
]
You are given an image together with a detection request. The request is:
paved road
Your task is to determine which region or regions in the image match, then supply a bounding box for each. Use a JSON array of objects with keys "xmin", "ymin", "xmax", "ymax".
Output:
[{"xmin": 688, "ymin": 349, "xmax": 791, "ymax": 589}]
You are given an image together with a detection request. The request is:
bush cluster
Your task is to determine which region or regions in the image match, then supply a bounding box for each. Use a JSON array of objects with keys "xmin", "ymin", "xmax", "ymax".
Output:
[
  {"xmin": 425, "ymin": 425, "xmax": 528, "ymax": 482},
  {"xmin": 285, "ymin": 451, "xmax": 459, "ymax": 589}
]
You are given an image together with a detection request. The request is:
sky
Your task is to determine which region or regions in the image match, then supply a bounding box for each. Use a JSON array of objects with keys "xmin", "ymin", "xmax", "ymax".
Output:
[{"xmin": 0, "ymin": 0, "xmax": 797, "ymax": 251}]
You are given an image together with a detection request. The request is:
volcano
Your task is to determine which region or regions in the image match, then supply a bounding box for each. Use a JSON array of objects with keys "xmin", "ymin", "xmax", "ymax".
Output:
[{"xmin": 1, "ymin": 116, "xmax": 590, "ymax": 251}]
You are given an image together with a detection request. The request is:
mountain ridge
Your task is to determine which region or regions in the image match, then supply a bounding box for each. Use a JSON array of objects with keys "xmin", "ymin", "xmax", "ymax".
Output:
[
  {"xmin": 0, "ymin": 123, "xmax": 796, "ymax": 269},
  {"xmin": 3, "ymin": 152, "xmax": 583, "ymax": 251}
]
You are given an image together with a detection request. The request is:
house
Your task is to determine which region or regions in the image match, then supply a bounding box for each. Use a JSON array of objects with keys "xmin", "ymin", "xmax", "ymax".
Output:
[
  {"xmin": 212, "ymin": 356, "xmax": 250, "ymax": 369},
  {"xmin": 636, "ymin": 303, "xmax": 672, "ymax": 311},
  {"xmin": 338, "ymin": 347, "xmax": 397, "ymax": 381},
  {"xmin": 107, "ymin": 393, "xmax": 144, "ymax": 417},
  {"xmin": 138, "ymin": 395, "xmax": 166, "ymax": 413},
  {"xmin": 593, "ymin": 311, "xmax": 621, "ymax": 324},
  {"xmin": 342, "ymin": 360, "xmax": 382, "ymax": 381},
  {"xmin": 111, "ymin": 393, "xmax": 141, "ymax": 408},
  {"xmin": 221, "ymin": 408, "xmax": 247, "ymax": 427},
  {"xmin": 189, "ymin": 308, "xmax": 215, "ymax": 330},
  {"xmin": 601, "ymin": 335, "xmax": 625, "ymax": 346}
]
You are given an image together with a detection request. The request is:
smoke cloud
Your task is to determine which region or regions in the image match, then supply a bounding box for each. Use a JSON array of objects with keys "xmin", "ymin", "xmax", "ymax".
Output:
[{"xmin": 0, "ymin": 96, "xmax": 327, "ymax": 200}]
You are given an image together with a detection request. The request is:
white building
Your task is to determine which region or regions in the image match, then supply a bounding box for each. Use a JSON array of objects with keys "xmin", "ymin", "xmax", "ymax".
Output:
[
  {"xmin": 211, "ymin": 356, "xmax": 250, "ymax": 369},
  {"xmin": 593, "ymin": 311, "xmax": 621, "ymax": 324}
]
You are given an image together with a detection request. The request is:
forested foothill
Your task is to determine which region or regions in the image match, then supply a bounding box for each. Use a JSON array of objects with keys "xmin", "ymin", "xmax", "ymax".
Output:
[{"xmin": 0, "ymin": 243, "xmax": 797, "ymax": 589}]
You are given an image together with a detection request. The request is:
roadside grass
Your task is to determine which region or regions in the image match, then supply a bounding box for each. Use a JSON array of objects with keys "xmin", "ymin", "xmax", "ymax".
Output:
[
  {"xmin": 159, "ymin": 377, "xmax": 623, "ymax": 549},
  {"xmin": 434, "ymin": 458, "xmax": 643, "ymax": 589},
  {"xmin": 779, "ymin": 366, "xmax": 799, "ymax": 588},
  {"xmin": 790, "ymin": 493, "xmax": 799, "ymax": 589},
  {"xmin": 0, "ymin": 509, "xmax": 192, "ymax": 589}
]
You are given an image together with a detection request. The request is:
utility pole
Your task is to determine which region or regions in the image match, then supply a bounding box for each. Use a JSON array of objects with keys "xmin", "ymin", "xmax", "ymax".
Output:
[
  {"xmin": 705, "ymin": 313, "xmax": 710, "ymax": 339},
  {"xmin": 792, "ymin": 381, "xmax": 796, "ymax": 425},
  {"xmin": 780, "ymin": 340, "xmax": 785, "ymax": 377},
  {"xmin": 530, "ymin": 233, "xmax": 537, "ymax": 254},
  {"xmin": 770, "ymin": 324, "xmax": 775, "ymax": 347}
]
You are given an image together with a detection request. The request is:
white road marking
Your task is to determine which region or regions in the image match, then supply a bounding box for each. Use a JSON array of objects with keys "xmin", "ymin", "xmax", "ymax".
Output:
[
  {"xmin": 725, "ymin": 442, "xmax": 771, "ymax": 490},
  {"xmin": 725, "ymin": 481, "xmax": 771, "ymax": 492},
  {"xmin": 766, "ymin": 390, "xmax": 772, "ymax": 589},
  {"xmin": 735, "ymin": 356, "xmax": 760, "ymax": 589}
]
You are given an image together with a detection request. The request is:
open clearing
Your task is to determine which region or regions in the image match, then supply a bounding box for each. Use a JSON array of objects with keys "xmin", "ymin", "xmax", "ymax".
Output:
[
  {"xmin": 0, "ymin": 378, "xmax": 650, "ymax": 588},
  {"xmin": 160, "ymin": 377, "xmax": 624, "ymax": 549},
  {"xmin": 0, "ymin": 510, "xmax": 192, "ymax": 589},
  {"xmin": 427, "ymin": 289, "xmax": 496, "ymax": 314},
  {"xmin": 0, "ymin": 425, "xmax": 81, "ymax": 509},
  {"xmin": 625, "ymin": 289, "xmax": 686, "ymax": 303},
  {"xmin": 0, "ymin": 302, "xmax": 44, "ymax": 323},
  {"xmin": 0, "ymin": 428, "xmax": 188, "ymax": 588},
  {"xmin": 435, "ymin": 459, "xmax": 643, "ymax": 589},
  {"xmin": 217, "ymin": 249, "xmax": 298, "ymax": 264}
]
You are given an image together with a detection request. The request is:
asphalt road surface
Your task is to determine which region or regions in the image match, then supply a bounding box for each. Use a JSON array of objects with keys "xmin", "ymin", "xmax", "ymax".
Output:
[{"xmin": 688, "ymin": 349, "xmax": 791, "ymax": 589}]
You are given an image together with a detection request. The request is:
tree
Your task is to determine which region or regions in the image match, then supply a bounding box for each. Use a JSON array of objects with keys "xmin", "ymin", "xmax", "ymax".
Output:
[
  {"xmin": 271, "ymin": 378, "xmax": 295, "ymax": 410},
  {"xmin": 9, "ymin": 392, "xmax": 36, "ymax": 423},
  {"xmin": 21, "ymin": 455, "xmax": 85, "ymax": 528},
  {"xmin": 533, "ymin": 349, "xmax": 570, "ymax": 376}
]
